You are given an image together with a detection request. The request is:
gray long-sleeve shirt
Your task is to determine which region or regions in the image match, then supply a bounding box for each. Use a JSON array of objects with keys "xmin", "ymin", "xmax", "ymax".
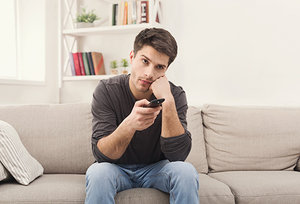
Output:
[{"xmin": 91, "ymin": 74, "xmax": 191, "ymax": 164}]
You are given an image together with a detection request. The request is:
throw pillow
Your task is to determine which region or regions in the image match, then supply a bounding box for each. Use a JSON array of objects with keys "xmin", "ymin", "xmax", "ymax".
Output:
[
  {"xmin": 0, "ymin": 120, "xmax": 44, "ymax": 185},
  {"xmin": 0, "ymin": 162, "xmax": 10, "ymax": 182}
]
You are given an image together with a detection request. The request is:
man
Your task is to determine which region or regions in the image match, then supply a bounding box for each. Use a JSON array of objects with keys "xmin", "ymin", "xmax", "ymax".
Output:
[{"xmin": 85, "ymin": 28, "xmax": 199, "ymax": 204}]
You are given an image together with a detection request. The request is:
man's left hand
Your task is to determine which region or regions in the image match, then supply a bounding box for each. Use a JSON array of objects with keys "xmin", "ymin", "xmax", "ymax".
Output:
[{"xmin": 150, "ymin": 76, "xmax": 173, "ymax": 100}]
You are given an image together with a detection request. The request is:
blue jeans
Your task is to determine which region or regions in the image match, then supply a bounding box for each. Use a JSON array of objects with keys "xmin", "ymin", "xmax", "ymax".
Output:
[{"xmin": 85, "ymin": 160, "xmax": 199, "ymax": 204}]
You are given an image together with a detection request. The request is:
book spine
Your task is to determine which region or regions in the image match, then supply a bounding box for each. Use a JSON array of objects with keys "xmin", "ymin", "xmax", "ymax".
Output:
[
  {"xmin": 140, "ymin": 0, "xmax": 148, "ymax": 23},
  {"xmin": 137, "ymin": 1, "xmax": 141, "ymax": 24},
  {"xmin": 82, "ymin": 52, "xmax": 91, "ymax": 75},
  {"xmin": 123, "ymin": 1, "xmax": 128, "ymax": 25},
  {"xmin": 112, "ymin": 4, "xmax": 118, "ymax": 26},
  {"xmin": 92, "ymin": 52, "xmax": 106, "ymax": 75},
  {"xmin": 69, "ymin": 52, "xmax": 76, "ymax": 76},
  {"xmin": 87, "ymin": 52, "xmax": 95, "ymax": 75},
  {"xmin": 72, "ymin": 52, "xmax": 81, "ymax": 76},
  {"xmin": 78, "ymin": 52, "xmax": 86, "ymax": 75}
]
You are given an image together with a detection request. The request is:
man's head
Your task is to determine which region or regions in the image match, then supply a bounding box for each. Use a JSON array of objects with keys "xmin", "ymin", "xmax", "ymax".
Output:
[
  {"xmin": 129, "ymin": 28, "xmax": 178, "ymax": 100},
  {"xmin": 133, "ymin": 28, "xmax": 177, "ymax": 67}
]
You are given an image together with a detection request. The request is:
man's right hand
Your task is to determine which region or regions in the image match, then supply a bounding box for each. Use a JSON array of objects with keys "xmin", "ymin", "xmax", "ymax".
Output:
[{"xmin": 125, "ymin": 99, "xmax": 162, "ymax": 131}]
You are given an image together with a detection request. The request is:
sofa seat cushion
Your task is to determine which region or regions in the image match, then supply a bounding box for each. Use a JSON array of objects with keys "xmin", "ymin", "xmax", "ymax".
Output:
[
  {"xmin": 0, "ymin": 173, "xmax": 235, "ymax": 204},
  {"xmin": 0, "ymin": 174, "xmax": 85, "ymax": 204},
  {"xmin": 115, "ymin": 188, "xmax": 169, "ymax": 204},
  {"xmin": 210, "ymin": 171, "xmax": 300, "ymax": 204},
  {"xmin": 199, "ymin": 173, "xmax": 235, "ymax": 204}
]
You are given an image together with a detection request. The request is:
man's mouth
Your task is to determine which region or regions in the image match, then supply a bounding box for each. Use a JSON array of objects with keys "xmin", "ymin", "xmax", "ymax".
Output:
[{"xmin": 140, "ymin": 79, "xmax": 153, "ymax": 85}]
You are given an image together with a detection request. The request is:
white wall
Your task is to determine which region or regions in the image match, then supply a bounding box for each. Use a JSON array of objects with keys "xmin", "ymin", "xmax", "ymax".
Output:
[{"xmin": 169, "ymin": 0, "xmax": 300, "ymax": 106}]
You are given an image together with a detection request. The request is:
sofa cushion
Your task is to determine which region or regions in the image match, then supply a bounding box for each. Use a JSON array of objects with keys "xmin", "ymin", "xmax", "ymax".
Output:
[
  {"xmin": 115, "ymin": 188, "xmax": 169, "ymax": 204},
  {"xmin": 209, "ymin": 171, "xmax": 300, "ymax": 204},
  {"xmin": 0, "ymin": 103, "xmax": 95, "ymax": 174},
  {"xmin": 0, "ymin": 120, "xmax": 43, "ymax": 185},
  {"xmin": 202, "ymin": 104, "xmax": 300, "ymax": 172},
  {"xmin": 0, "ymin": 174, "xmax": 85, "ymax": 204},
  {"xmin": 186, "ymin": 106, "xmax": 208, "ymax": 173},
  {"xmin": 199, "ymin": 174, "xmax": 235, "ymax": 204},
  {"xmin": 0, "ymin": 173, "xmax": 234, "ymax": 204}
]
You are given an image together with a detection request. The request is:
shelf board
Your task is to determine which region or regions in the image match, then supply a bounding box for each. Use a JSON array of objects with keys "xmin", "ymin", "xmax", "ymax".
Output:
[
  {"xmin": 63, "ymin": 23, "xmax": 162, "ymax": 37},
  {"xmin": 63, "ymin": 75, "xmax": 115, "ymax": 81}
]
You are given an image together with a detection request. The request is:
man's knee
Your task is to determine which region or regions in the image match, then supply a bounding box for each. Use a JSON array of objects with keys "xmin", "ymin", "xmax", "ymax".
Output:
[
  {"xmin": 86, "ymin": 162, "xmax": 117, "ymax": 186},
  {"xmin": 168, "ymin": 161, "xmax": 199, "ymax": 187}
]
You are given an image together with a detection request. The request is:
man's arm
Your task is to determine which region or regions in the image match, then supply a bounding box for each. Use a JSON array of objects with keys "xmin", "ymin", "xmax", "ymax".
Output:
[
  {"xmin": 151, "ymin": 76, "xmax": 191, "ymax": 161},
  {"xmin": 97, "ymin": 100, "xmax": 161, "ymax": 160}
]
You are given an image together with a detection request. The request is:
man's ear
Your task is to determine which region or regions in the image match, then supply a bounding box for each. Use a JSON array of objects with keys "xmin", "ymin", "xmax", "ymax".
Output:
[{"xmin": 129, "ymin": 50, "xmax": 134, "ymax": 64}]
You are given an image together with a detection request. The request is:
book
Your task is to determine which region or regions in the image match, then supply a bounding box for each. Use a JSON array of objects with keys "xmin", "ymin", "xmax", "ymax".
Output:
[
  {"xmin": 123, "ymin": 1, "xmax": 128, "ymax": 25},
  {"xmin": 72, "ymin": 52, "xmax": 81, "ymax": 76},
  {"xmin": 87, "ymin": 52, "xmax": 95, "ymax": 75},
  {"xmin": 140, "ymin": 1, "xmax": 149, "ymax": 23},
  {"xmin": 112, "ymin": 4, "xmax": 118, "ymax": 26},
  {"xmin": 82, "ymin": 52, "xmax": 91, "ymax": 75},
  {"xmin": 117, "ymin": 1, "xmax": 124, "ymax": 25},
  {"xmin": 136, "ymin": 1, "xmax": 141, "ymax": 24},
  {"xmin": 131, "ymin": 0, "xmax": 137, "ymax": 24},
  {"xmin": 69, "ymin": 52, "xmax": 75, "ymax": 76},
  {"xmin": 77, "ymin": 52, "xmax": 86, "ymax": 75},
  {"xmin": 91, "ymin": 52, "xmax": 106, "ymax": 75}
]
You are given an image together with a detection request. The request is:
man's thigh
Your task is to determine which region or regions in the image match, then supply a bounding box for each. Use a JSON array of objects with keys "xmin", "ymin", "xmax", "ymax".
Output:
[
  {"xmin": 86, "ymin": 162, "xmax": 132, "ymax": 193},
  {"xmin": 137, "ymin": 160, "xmax": 198, "ymax": 192}
]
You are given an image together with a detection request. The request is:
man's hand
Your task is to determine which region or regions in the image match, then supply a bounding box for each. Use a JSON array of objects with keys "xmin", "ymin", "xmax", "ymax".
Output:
[
  {"xmin": 150, "ymin": 76, "xmax": 173, "ymax": 100},
  {"xmin": 125, "ymin": 99, "xmax": 162, "ymax": 131}
]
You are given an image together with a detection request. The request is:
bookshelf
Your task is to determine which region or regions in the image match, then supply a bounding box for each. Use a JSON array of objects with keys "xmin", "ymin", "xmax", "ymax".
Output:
[{"xmin": 58, "ymin": 0, "xmax": 163, "ymax": 89}]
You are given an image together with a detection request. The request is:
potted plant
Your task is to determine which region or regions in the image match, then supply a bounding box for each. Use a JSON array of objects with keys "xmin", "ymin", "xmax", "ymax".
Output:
[
  {"xmin": 75, "ymin": 8, "xmax": 100, "ymax": 28},
  {"xmin": 120, "ymin": 58, "xmax": 129, "ymax": 74},
  {"xmin": 110, "ymin": 60, "xmax": 119, "ymax": 75}
]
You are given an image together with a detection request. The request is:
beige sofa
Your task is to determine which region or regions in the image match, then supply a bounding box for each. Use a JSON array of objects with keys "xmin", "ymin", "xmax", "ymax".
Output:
[{"xmin": 0, "ymin": 103, "xmax": 300, "ymax": 204}]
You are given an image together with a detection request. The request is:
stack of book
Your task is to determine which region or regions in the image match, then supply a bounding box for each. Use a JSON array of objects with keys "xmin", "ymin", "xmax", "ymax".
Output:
[
  {"xmin": 69, "ymin": 52, "xmax": 106, "ymax": 76},
  {"xmin": 112, "ymin": 0, "xmax": 158, "ymax": 26}
]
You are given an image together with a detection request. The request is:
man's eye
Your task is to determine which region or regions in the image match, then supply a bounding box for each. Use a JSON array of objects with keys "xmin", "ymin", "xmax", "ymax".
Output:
[
  {"xmin": 157, "ymin": 65, "xmax": 164, "ymax": 70},
  {"xmin": 142, "ymin": 59, "xmax": 148, "ymax": 64}
]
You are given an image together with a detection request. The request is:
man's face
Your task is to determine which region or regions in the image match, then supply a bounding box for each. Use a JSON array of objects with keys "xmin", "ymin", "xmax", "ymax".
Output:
[{"xmin": 129, "ymin": 45, "xmax": 169, "ymax": 98}]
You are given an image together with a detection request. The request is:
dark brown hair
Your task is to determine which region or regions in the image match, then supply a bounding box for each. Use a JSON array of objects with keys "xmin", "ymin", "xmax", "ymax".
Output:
[{"xmin": 133, "ymin": 28, "xmax": 178, "ymax": 67}]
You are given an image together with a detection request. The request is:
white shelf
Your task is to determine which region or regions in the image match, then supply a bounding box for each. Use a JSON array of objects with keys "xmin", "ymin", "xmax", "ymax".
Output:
[
  {"xmin": 63, "ymin": 75, "xmax": 115, "ymax": 81},
  {"xmin": 63, "ymin": 23, "xmax": 162, "ymax": 37}
]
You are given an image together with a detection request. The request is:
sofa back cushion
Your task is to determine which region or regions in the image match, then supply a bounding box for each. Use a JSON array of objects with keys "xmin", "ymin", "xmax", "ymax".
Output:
[
  {"xmin": 185, "ymin": 106, "xmax": 208, "ymax": 173},
  {"xmin": 202, "ymin": 104, "xmax": 300, "ymax": 172},
  {"xmin": 0, "ymin": 103, "xmax": 94, "ymax": 174}
]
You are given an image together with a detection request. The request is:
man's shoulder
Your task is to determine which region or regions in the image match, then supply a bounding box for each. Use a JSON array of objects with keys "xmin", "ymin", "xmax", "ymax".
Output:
[
  {"xmin": 101, "ymin": 74, "xmax": 129, "ymax": 87},
  {"xmin": 169, "ymin": 81, "xmax": 185, "ymax": 94}
]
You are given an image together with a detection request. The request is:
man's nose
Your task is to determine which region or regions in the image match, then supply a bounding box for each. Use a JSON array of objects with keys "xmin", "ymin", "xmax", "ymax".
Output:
[{"xmin": 144, "ymin": 66, "xmax": 155, "ymax": 78}]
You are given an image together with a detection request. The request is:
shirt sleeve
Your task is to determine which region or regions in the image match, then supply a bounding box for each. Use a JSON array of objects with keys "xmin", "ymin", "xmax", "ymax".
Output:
[
  {"xmin": 160, "ymin": 86, "xmax": 192, "ymax": 162},
  {"xmin": 91, "ymin": 81, "xmax": 119, "ymax": 163}
]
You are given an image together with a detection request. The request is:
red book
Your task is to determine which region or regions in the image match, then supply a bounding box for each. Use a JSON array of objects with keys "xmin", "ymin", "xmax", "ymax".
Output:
[
  {"xmin": 78, "ymin": 52, "xmax": 86, "ymax": 75},
  {"xmin": 72, "ymin": 53, "xmax": 81, "ymax": 75},
  {"xmin": 91, "ymin": 52, "xmax": 106, "ymax": 75}
]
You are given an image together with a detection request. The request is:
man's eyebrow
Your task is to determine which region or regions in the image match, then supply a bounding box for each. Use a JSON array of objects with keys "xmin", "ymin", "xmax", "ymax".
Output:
[{"xmin": 141, "ymin": 55, "xmax": 167, "ymax": 68}]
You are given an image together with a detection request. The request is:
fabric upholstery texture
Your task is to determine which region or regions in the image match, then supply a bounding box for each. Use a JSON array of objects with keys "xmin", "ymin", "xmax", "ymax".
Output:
[
  {"xmin": 0, "ymin": 174, "xmax": 85, "ymax": 204},
  {"xmin": 0, "ymin": 162, "xmax": 9, "ymax": 182},
  {"xmin": 202, "ymin": 104, "xmax": 300, "ymax": 172},
  {"xmin": 296, "ymin": 158, "xmax": 300, "ymax": 171},
  {"xmin": 210, "ymin": 171, "xmax": 300, "ymax": 204},
  {"xmin": 198, "ymin": 174, "xmax": 235, "ymax": 204},
  {"xmin": 0, "ymin": 120, "xmax": 43, "ymax": 185},
  {"xmin": 185, "ymin": 106, "xmax": 208, "ymax": 173},
  {"xmin": 0, "ymin": 103, "xmax": 95, "ymax": 174}
]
